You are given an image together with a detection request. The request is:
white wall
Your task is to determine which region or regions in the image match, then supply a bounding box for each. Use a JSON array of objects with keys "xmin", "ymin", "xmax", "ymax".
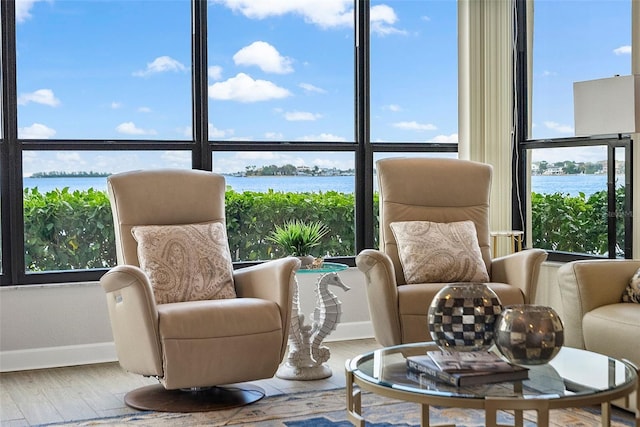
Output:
[
  {"xmin": 0, "ymin": 267, "xmax": 374, "ymax": 372},
  {"xmin": 0, "ymin": 263, "xmax": 562, "ymax": 373}
]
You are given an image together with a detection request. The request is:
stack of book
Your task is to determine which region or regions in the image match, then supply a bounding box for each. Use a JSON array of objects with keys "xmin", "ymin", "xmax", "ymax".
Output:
[{"xmin": 406, "ymin": 350, "xmax": 529, "ymax": 387}]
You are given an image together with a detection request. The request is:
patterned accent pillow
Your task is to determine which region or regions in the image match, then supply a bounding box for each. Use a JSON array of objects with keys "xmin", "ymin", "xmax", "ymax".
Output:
[
  {"xmin": 131, "ymin": 222, "xmax": 236, "ymax": 304},
  {"xmin": 390, "ymin": 220, "xmax": 490, "ymax": 284},
  {"xmin": 622, "ymin": 267, "xmax": 640, "ymax": 303}
]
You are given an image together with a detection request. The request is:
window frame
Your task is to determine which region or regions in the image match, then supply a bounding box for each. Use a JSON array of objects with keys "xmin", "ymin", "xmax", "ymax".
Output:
[
  {"xmin": 0, "ymin": 0, "xmax": 458, "ymax": 286},
  {"xmin": 512, "ymin": 0, "xmax": 634, "ymax": 262},
  {"xmin": 3, "ymin": 0, "xmax": 633, "ymax": 286}
]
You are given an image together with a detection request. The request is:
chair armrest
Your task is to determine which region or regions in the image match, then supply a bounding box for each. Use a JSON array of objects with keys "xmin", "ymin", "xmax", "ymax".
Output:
[
  {"xmin": 355, "ymin": 249, "xmax": 402, "ymax": 347},
  {"xmin": 490, "ymin": 249, "xmax": 548, "ymax": 304},
  {"xmin": 233, "ymin": 256, "xmax": 300, "ymax": 356},
  {"xmin": 100, "ymin": 265, "xmax": 163, "ymax": 377},
  {"xmin": 557, "ymin": 259, "xmax": 640, "ymax": 348}
]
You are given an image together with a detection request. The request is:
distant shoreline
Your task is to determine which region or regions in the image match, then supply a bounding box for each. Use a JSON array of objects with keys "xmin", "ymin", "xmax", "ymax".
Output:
[{"xmin": 29, "ymin": 172, "xmax": 111, "ymax": 178}]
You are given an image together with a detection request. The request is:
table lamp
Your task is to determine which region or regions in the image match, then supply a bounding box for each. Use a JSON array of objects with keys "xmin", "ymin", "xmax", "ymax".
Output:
[{"xmin": 574, "ymin": 74, "xmax": 640, "ymax": 136}]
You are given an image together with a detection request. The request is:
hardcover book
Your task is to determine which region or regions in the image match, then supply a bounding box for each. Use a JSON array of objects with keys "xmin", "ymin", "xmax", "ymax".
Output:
[
  {"xmin": 427, "ymin": 350, "xmax": 521, "ymax": 372},
  {"xmin": 406, "ymin": 353, "xmax": 529, "ymax": 387}
]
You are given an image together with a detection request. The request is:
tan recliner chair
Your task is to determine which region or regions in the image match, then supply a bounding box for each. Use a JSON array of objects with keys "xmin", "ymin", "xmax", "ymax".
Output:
[
  {"xmin": 558, "ymin": 259, "xmax": 640, "ymax": 413},
  {"xmin": 356, "ymin": 157, "xmax": 548, "ymax": 346},
  {"xmin": 100, "ymin": 169, "xmax": 299, "ymax": 412}
]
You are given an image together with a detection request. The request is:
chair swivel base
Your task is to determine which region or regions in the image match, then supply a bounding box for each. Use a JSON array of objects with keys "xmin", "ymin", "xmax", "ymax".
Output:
[{"xmin": 124, "ymin": 383, "xmax": 265, "ymax": 412}]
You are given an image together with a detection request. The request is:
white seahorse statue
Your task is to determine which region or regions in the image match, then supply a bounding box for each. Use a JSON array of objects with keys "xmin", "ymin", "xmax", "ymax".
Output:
[
  {"xmin": 283, "ymin": 275, "xmax": 314, "ymax": 371},
  {"xmin": 309, "ymin": 272, "xmax": 350, "ymax": 365}
]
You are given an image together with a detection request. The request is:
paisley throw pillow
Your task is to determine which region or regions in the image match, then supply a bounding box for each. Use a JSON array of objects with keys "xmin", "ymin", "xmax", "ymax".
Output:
[
  {"xmin": 390, "ymin": 220, "xmax": 490, "ymax": 284},
  {"xmin": 622, "ymin": 267, "xmax": 640, "ymax": 303},
  {"xmin": 132, "ymin": 222, "xmax": 236, "ymax": 304}
]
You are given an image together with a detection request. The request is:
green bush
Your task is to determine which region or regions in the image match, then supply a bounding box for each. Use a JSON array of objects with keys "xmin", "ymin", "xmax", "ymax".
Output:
[
  {"xmin": 23, "ymin": 188, "xmax": 378, "ymax": 271},
  {"xmin": 531, "ymin": 187, "xmax": 626, "ymax": 256},
  {"xmin": 225, "ymin": 189, "xmax": 371, "ymax": 261},
  {"xmin": 22, "ymin": 185, "xmax": 623, "ymax": 272},
  {"xmin": 24, "ymin": 187, "xmax": 114, "ymax": 271}
]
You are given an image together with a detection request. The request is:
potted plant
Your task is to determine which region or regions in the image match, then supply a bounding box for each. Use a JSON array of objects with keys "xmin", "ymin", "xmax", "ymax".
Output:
[{"xmin": 268, "ymin": 219, "xmax": 329, "ymax": 266}]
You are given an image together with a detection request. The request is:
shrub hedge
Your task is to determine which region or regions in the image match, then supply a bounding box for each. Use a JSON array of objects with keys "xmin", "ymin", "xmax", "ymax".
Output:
[{"xmin": 22, "ymin": 186, "xmax": 622, "ymax": 272}]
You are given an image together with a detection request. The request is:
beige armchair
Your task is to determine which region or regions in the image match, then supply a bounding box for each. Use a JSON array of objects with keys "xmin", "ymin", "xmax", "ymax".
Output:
[
  {"xmin": 558, "ymin": 259, "xmax": 640, "ymax": 413},
  {"xmin": 356, "ymin": 157, "xmax": 547, "ymax": 346},
  {"xmin": 100, "ymin": 169, "xmax": 299, "ymax": 412}
]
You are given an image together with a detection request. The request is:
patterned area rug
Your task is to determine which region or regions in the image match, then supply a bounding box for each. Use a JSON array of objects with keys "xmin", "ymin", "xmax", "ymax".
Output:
[{"xmin": 40, "ymin": 388, "xmax": 635, "ymax": 427}]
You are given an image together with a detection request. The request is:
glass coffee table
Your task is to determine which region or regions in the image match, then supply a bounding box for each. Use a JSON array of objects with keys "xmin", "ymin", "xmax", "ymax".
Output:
[{"xmin": 346, "ymin": 342, "xmax": 638, "ymax": 427}]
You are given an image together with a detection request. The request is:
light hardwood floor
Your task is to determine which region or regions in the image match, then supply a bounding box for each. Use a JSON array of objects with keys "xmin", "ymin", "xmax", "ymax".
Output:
[{"xmin": 0, "ymin": 338, "xmax": 380, "ymax": 426}]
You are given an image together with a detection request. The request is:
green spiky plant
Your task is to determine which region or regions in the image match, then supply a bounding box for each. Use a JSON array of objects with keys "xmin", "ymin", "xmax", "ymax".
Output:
[{"xmin": 267, "ymin": 219, "xmax": 329, "ymax": 257}]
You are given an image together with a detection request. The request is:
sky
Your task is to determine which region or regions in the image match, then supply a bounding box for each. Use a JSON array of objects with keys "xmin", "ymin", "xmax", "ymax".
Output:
[{"xmin": 12, "ymin": 0, "xmax": 633, "ymax": 176}]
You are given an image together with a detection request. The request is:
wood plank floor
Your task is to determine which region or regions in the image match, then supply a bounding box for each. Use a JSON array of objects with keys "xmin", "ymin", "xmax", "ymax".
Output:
[{"xmin": 0, "ymin": 338, "xmax": 380, "ymax": 426}]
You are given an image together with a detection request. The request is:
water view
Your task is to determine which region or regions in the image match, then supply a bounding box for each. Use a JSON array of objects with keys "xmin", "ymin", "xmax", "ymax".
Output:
[{"xmin": 23, "ymin": 174, "xmax": 625, "ymax": 197}]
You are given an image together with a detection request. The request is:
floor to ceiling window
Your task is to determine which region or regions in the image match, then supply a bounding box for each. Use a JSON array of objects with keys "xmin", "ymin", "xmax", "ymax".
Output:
[
  {"xmin": 370, "ymin": 0, "xmax": 458, "ymax": 146},
  {"xmin": 206, "ymin": 1, "xmax": 357, "ymax": 260},
  {"xmin": 3, "ymin": 0, "xmax": 632, "ymax": 286},
  {"xmin": 0, "ymin": 0, "xmax": 460, "ymax": 286},
  {"xmin": 517, "ymin": 0, "xmax": 633, "ymax": 260}
]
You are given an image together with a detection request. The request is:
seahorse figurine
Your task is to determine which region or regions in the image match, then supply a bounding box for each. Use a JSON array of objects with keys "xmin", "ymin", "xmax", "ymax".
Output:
[
  {"xmin": 285, "ymin": 275, "xmax": 314, "ymax": 370},
  {"xmin": 309, "ymin": 272, "xmax": 350, "ymax": 365}
]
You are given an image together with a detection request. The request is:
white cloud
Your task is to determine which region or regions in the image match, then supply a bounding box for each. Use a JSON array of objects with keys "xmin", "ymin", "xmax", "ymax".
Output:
[
  {"xmin": 265, "ymin": 132, "xmax": 284, "ymax": 139},
  {"xmin": 613, "ymin": 45, "xmax": 631, "ymax": 55},
  {"xmin": 541, "ymin": 70, "xmax": 556, "ymax": 77},
  {"xmin": 111, "ymin": 102, "xmax": 123, "ymax": 109},
  {"xmin": 137, "ymin": 106, "xmax": 151, "ymax": 113},
  {"xmin": 299, "ymin": 82, "xmax": 326, "ymax": 94},
  {"xmin": 209, "ymin": 123, "xmax": 234, "ymax": 138},
  {"xmin": 384, "ymin": 104, "xmax": 402, "ymax": 112},
  {"xmin": 370, "ymin": 4, "xmax": 406, "ymax": 36},
  {"xmin": 393, "ymin": 121, "xmax": 437, "ymax": 131},
  {"xmin": 212, "ymin": 0, "xmax": 353, "ymax": 29},
  {"xmin": 116, "ymin": 122, "xmax": 157, "ymax": 135},
  {"xmin": 296, "ymin": 133, "xmax": 347, "ymax": 142},
  {"xmin": 208, "ymin": 73, "xmax": 291, "ymax": 102},
  {"xmin": 18, "ymin": 89, "xmax": 60, "ymax": 107},
  {"xmin": 544, "ymin": 121, "xmax": 574, "ymax": 134},
  {"xmin": 56, "ymin": 152, "xmax": 83, "ymax": 163},
  {"xmin": 160, "ymin": 151, "xmax": 191, "ymax": 166},
  {"xmin": 133, "ymin": 56, "xmax": 187, "ymax": 77},
  {"xmin": 237, "ymin": 151, "xmax": 280, "ymax": 160},
  {"xmin": 213, "ymin": 1, "xmax": 407, "ymax": 35},
  {"xmin": 234, "ymin": 41, "xmax": 294, "ymax": 74},
  {"xmin": 179, "ymin": 124, "xmax": 234, "ymax": 139},
  {"xmin": 208, "ymin": 65, "xmax": 223, "ymax": 80},
  {"xmin": 19, "ymin": 123, "xmax": 56, "ymax": 139},
  {"xmin": 431, "ymin": 133, "xmax": 458, "ymax": 143},
  {"xmin": 15, "ymin": 0, "xmax": 44, "ymax": 23},
  {"xmin": 284, "ymin": 111, "xmax": 321, "ymax": 121}
]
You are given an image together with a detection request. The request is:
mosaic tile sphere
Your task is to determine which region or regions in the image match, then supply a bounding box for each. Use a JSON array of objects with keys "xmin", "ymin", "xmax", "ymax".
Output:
[
  {"xmin": 428, "ymin": 283, "xmax": 503, "ymax": 352},
  {"xmin": 494, "ymin": 304, "xmax": 564, "ymax": 365}
]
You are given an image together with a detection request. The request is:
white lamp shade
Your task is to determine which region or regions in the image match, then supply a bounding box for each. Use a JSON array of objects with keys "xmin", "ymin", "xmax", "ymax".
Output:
[{"xmin": 574, "ymin": 74, "xmax": 640, "ymax": 136}]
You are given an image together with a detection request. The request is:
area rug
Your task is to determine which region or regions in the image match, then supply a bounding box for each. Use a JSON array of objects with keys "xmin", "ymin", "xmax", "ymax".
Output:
[{"xmin": 40, "ymin": 388, "xmax": 635, "ymax": 427}]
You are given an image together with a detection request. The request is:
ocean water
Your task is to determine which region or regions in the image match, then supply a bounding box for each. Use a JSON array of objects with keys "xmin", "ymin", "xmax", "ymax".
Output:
[{"xmin": 22, "ymin": 173, "xmax": 625, "ymax": 197}]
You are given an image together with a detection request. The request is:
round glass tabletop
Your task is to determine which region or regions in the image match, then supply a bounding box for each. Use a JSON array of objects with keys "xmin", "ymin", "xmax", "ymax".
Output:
[{"xmin": 348, "ymin": 342, "xmax": 637, "ymax": 401}]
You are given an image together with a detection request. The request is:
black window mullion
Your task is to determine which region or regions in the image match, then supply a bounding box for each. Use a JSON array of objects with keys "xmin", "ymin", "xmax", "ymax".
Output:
[
  {"xmin": 192, "ymin": 0, "xmax": 209, "ymax": 171},
  {"xmin": 512, "ymin": 0, "xmax": 528, "ymax": 239},
  {"xmin": 355, "ymin": 0, "xmax": 373, "ymax": 252},
  {"xmin": 1, "ymin": 0, "xmax": 26, "ymax": 285},
  {"xmin": 624, "ymin": 139, "xmax": 633, "ymax": 258},
  {"xmin": 607, "ymin": 143, "xmax": 617, "ymax": 258}
]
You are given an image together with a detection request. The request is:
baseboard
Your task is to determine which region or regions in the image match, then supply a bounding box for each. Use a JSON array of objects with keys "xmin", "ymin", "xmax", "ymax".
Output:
[
  {"xmin": 0, "ymin": 342, "xmax": 117, "ymax": 373},
  {"xmin": 0, "ymin": 321, "xmax": 374, "ymax": 372}
]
